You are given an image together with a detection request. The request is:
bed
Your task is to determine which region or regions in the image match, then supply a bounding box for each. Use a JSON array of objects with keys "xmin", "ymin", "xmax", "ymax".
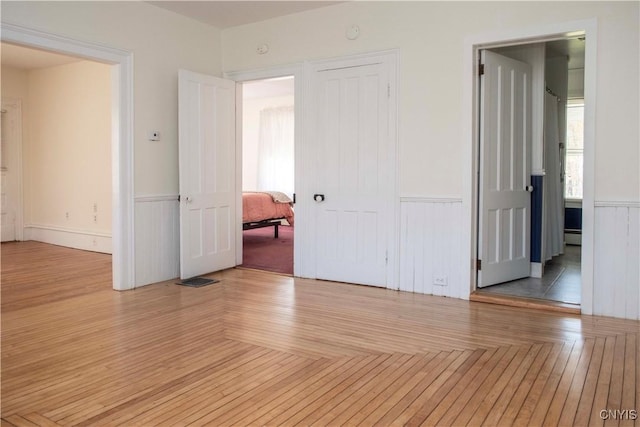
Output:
[{"xmin": 242, "ymin": 191, "xmax": 294, "ymax": 238}]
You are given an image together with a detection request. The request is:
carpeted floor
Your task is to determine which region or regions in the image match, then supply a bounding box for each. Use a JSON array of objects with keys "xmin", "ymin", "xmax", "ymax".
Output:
[{"xmin": 240, "ymin": 225, "xmax": 293, "ymax": 275}]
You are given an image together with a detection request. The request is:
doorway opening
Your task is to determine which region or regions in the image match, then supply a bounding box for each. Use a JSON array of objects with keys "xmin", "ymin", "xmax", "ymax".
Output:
[
  {"xmin": 238, "ymin": 76, "xmax": 295, "ymax": 275},
  {"xmin": 1, "ymin": 42, "xmax": 113, "ymax": 289},
  {"xmin": 475, "ymin": 37, "xmax": 585, "ymax": 307},
  {"xmin": 1, "ymin": 23, "xmax": 134, "ymax": 291}
]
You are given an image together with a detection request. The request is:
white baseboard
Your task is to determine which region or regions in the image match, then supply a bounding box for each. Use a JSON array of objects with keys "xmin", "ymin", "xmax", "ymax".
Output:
[
  {"xmin": 565, "ymin": 233, "xmax": 582, "ymax": 246},
  {"xmin": 24, "ymin": 225, "xmax": 112, "ymax": 254},
  {"xmin": 530, "ymin": 262, "xmax": 543, "ymax": 278}
]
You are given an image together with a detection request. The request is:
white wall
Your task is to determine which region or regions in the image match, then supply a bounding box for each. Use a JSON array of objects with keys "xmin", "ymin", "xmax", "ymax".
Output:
[
  {"xmin": 2, "ymin": 1, "xmax": 224, "ymax": 196},
  {"xmin": 242, "ymin": 94, "xmax": 294, "ymax": 191},
  {"xmin": 2, "ymin": 61, "xmax": 112, "ymax": 252},
  {"xmin": 1, "ymin": 66, "xmax": 28, "ymax": 99},
  {"xmin": 222, "ymin": 1, "xmax": 639, "ymax": 319},
  {"xmin": 222, "ymin": 1, "xmax": 639, "ymax": 203},
  {"xmin": 25, "ymin": 60, "xmax": 112, "ymax": 252},
  {"xmin": 2, "ymin": 1, "xmax": 224, "ymax": 286}
]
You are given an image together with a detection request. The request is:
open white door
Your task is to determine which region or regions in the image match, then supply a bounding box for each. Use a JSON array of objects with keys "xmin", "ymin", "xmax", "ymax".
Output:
[
  {"xmin": 178, "ymin": 70, "xmax": 236, "ymax": 279},
  {"xmin": 311, "ymin": 56, "xmax": 395, "ymax": 287},
  {"xmin": 478, "ymin": 50, "xmax": 532, "ymax": 287}
]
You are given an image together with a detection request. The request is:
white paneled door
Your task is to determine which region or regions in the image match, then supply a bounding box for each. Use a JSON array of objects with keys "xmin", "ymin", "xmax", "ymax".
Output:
[
  {"xmin": 312, "ymin": 55, "xmax": 396, "ymax": 287},
  {"xmin": 178, "ymin": 70, "xmax": 236, "ymax": 279},
  {"xmin": 478, "ymin": 50, "xmax": 532, "ymax": 287}
]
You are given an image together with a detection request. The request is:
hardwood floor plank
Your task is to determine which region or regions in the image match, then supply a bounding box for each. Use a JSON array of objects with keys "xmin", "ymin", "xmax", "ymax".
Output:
[
  {"xmin": 542, "ymin": 339, "xmax": 584, "ymax": 426},
  {"xmin": 264, "ymin": 354, "xmax": 382, "ymax": 426},
  {"xmin": 521, "ymin": 340, "xmax": 575, "ymax": 426},
  {"xmin": 2, "ymin": 242, "xmax": 639, "ymax": 426},
  {"xmin": 436, "ymin": 344, "xmax": 517, "ymax": 426},
  {"xmin": 20, "ymin": 413, "xmax": 61, "ymax": 427},
  {"xmin": 456, "ymin": 344, "xmax": 534, "ymax": 426},
  {"xmin": 574, "ymin": 336, "xmax": 607, "ymax": 426},
  {"xmin": 482, "ymin": 344, "xmax": 551, "ymax": 426},
  {"xmin": 343, "ymin": 353, "xmax": 437, "ymax": 426},
  {"xmin": 374, "ymin": 350, "xmax": 471, "ymax": 426},
  {"xmin": 408, "ymin": 347, "xmax": 508, "ymax": 425},
  {"xmin": 620, "ymin": 334, "xmax": 637, "ymax": 427},
  {"xmin": 224, "ymin": 357, "xmax": 337, "ymax": 426},
  {"xmin": 605, "ymin": 334, "xmax": 628, "ymax": 427},
  {"xmin": 0, "ymin": 415, "xmax": 37, "ymax": 427}
]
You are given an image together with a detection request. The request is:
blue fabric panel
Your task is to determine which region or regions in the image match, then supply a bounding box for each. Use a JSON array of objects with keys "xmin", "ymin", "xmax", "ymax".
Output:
[
  {"xmin": 565, "ymin": 207, "xmax": 582, "ymax": 230},
  {"xmin": 530, "ymin": 175, "xmax": 543, "ymax": 263}
]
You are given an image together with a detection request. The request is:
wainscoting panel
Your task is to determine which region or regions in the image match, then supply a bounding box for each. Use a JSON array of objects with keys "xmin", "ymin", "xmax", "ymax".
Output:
[
  {"xmin": 593, "ymin": 204, "xmax": 640, "ymax": 320},
  {"xmin": 134, "ymin": 196, "xmax": 180, "ymax": 287},
  {"xmin": 399, "ymin": 198, "xmax": 466, "ymax": 299}
]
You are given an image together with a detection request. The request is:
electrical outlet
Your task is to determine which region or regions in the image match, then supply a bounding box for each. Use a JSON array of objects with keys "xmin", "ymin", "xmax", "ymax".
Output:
[
  {"xmin": 65, "ymin": 212, "xmax": 69, "ymax": 220},
  {"xmin": 433, "ymin": 275, "xmax": 448, "ymax": 286},
  {"xmin": 93, "ymin": 215, "xmax": 98, "ymax": 223},
  {"xmin": 93, "ymin": 203, "xmax": 98, "ymax": 213}
]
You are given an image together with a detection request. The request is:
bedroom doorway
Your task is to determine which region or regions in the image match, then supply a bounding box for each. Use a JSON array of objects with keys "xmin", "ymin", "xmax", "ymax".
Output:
[{"xmin": 239, "ymin": 76, "xmax": 295, "ymax": 275}]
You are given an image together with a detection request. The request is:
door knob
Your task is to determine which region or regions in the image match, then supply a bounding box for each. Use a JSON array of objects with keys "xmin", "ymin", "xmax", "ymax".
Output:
[
  {"xmin": 525, "ymin": 186, "xmax": 534, "ymax": 193},
  {"xmin": 185, "ymin": 196, "xmax": 193, "ymax": 203},
  {"xmin": 314, "ymin": 194, "xmax": 325, "ymax": 202}
]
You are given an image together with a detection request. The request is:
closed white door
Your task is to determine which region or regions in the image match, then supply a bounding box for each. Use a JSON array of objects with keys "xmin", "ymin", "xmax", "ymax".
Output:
[
  {"xmin": 478, "ymin": 50, "xmax": 532, "ymax": 287},
  {"xmin": 178, "ymin": 70, "xmax": 236, "ymax": 279},
  {"xmin": 312, "ymin": 57, "xmax": 395, "ymax": 287},
  {"xmin": 1, "ymin": 100, "xmax": 22, "ymax": 243}
]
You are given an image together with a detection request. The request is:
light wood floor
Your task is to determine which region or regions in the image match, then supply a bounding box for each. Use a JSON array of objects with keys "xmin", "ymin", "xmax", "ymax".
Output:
[{"xmin": 1, "ymin": 241, "xmax": 639, "ymax": 426}]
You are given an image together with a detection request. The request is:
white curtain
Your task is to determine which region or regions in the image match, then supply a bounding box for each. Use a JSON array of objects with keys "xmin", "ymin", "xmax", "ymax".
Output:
[
  {"xmin": 544, "ymin": 92, "xmax": 564, "ymax": 260},
  {"xmin": 257, "ymin": 106, "xmax": 294, "ymax": 198}
]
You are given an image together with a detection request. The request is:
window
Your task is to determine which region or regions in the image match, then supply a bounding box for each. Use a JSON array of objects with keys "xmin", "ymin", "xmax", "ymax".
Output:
[{"xmin": 565, "ymin": 100, "xmax": 584, "ymax": 199}]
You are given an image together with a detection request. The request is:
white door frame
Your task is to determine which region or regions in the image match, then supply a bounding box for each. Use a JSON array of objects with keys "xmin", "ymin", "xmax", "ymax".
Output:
[
  {"xmin": 1, "ymin": 23, "xmax": 135, "ymax": 291},
  {"xmin": 225, "ymin": 64, "xmax": 305, "ymax": 277},
  {"xmin": 463, "ymin": 19, "xmax": 597, "ymax": 314},
  {"xmin": 1, "ymin": 98, "xmax": 24, "ymax": 242}
]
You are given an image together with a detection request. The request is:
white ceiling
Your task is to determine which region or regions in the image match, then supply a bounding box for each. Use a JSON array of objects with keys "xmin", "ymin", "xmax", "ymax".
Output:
[
  {"xmin": 1, "ymin": 43, "xmax": 82, "ymax": 70},
  {"xmin": 147, "ymin": 1, "xmax": 343, "ymax": 29}
]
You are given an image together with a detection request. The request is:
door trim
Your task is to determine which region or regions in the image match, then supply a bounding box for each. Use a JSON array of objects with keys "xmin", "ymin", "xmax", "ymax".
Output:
[
  {"xmin": 1, "ymin": 23, "xmax": 135, "ymax": 291},
  {"xmin": 463, "ymin": 19, "xmax": 597, "ymax": 313},
  {"xmin": 1, "ymin": 98, "xmax": 24, "ymax": 242}
]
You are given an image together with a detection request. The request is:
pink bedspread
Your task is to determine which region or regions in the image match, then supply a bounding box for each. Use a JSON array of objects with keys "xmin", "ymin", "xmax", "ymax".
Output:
[{"xmin": 242, "ymin": 192, "xmax": 294, "ymax": 226}]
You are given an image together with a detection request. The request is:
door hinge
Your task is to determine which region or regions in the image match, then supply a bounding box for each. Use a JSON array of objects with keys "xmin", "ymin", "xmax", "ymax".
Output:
[
  {"xmin": 387, "ymin": 83, "xmax": 391, "ymax": 98},
  {"xmin": 476, "ymin": 259, "xmax": 482, "ymax": 271},
  {"xmin": 385, "ymin": 250, "xmax": 389, "ymax": 264},
  {"xmin": 178, "ymin": 195, "xmax": 181, "ymax": 202},
  {"xmin": 478, "ymin": 64, "xmax": 485, "ymax": 76}
]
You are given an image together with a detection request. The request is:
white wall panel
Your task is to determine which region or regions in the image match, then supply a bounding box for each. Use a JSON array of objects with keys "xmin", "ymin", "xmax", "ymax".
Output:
[
  {"xmin": 593, "ymin": 204, "xmax": 640, "ymax": 319},
  {"xmin": 134, "ymin": 196, "xmax": 180, "ymax": 287},
  {"xmin": 399, "ymin": 198, "xmax": 466, "ymax": 299}
]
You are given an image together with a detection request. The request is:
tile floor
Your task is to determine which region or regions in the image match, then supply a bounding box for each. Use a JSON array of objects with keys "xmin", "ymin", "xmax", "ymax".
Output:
[{"xmin": 480, "ymin": 245, "xmax": 581, "ymax": 305}]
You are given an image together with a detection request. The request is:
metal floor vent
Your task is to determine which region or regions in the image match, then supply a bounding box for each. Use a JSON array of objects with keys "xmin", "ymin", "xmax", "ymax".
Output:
[{"xmin": 176, "ymin": 277, "xmax": 220, "ymax": 288}]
